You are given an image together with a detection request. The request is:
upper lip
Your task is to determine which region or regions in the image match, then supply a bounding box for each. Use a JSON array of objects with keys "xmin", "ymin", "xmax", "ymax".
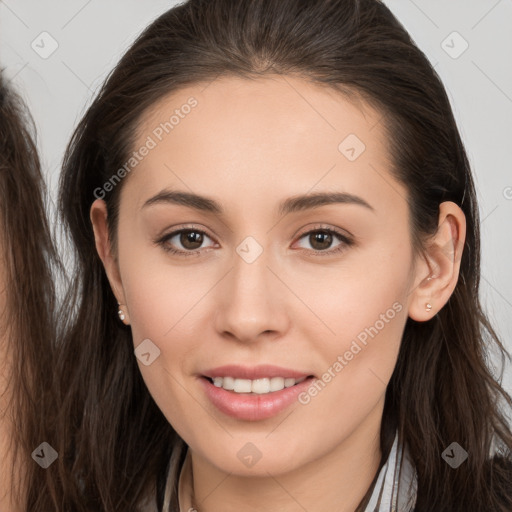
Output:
[{"xmin": 202, "ymin": 364, "xmax": 314, "ymax": 380}]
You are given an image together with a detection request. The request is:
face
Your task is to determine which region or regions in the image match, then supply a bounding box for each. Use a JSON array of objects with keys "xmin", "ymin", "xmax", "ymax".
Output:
[{"xmin": 93, "ymin": 75, "xmax": 431, "ymax": 477}]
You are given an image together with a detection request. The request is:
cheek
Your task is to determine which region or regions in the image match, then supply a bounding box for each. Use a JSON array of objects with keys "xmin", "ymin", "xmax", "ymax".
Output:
[
  {"xmin": 290, "ymin": 242, "xmax": 412, "ymax": 412},
  {"xmin": 123, "ymin": 263, "xmax": 215, "ymax": 351},
  {"xmin": 117, "ymin": 224, "xmax": 206, "ymax": 340},
  {"xmin": 117, "ymin": 242, "xmax": 212, "ymax": 410},
  {"xmin": 301, "ymin": 295, "xmax": 406, "ymax": 410},
  {"xmin": 295, "ymin": 286, "xmax": 407, "ymax": 441},
  {"xmin": 120, "ymin": 256, "xmax": 206, "ymax": 434},
  {"xmin": 293, "ymin": 236, "xmax": 412, "ymax": 350}
]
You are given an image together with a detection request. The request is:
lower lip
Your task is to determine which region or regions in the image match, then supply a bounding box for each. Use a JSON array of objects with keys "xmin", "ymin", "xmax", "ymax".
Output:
[{"xmin": 200, "ymin": 376, "xmax": 315, "ymax": 421}]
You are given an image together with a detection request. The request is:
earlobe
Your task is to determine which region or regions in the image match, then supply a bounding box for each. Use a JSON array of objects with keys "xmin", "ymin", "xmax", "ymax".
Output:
[
  {"xmin": 408, "ymin": 201, "xmax": 466, "ymax": 322},
  {"xmin": 89, "ymin": 198, "xmax": 128, "ymax": 311},
  {"xmin": 117, "ymin": 302, "xmax": 131, "ymax": 326}
]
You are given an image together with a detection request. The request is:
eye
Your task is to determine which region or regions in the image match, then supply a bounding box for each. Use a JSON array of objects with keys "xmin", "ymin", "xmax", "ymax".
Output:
[
  {"xmin": 156, "ymin": 226, "xmax": 217, "ymax": 256},
  {"xmin": 293, "ymin": 225, "xmax": 354, "ymax": 256},
  {"xmin": 155, "ymin": 224, "xmax": 354, "ymax": 257}
]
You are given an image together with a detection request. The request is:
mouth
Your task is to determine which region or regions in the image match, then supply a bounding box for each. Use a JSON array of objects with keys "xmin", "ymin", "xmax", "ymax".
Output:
[
  {"xmin": 202, "ymin": 375, "xmax": 316, "ymax": 395},
  {"xmin": 199, "ymin": 374, "xmax": 316, "ymax": 421}
]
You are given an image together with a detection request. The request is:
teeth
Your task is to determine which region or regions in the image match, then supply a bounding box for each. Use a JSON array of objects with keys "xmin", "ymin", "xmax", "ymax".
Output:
[{"xmin": 211, "ymin": 376, "xmax": 307, "ymax": 394}]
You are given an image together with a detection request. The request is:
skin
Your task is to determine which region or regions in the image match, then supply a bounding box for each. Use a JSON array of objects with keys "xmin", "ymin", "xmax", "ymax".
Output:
[
  {"xmin": 91, "ymin": 75, "xmax": 466, "ymax": 512},
  {"xmin": 0, "ymin": 233, "xmax": 22, "ymax": 512}
]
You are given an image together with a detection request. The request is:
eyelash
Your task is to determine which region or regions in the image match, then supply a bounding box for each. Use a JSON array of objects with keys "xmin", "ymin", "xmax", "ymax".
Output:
[{"xmin": 155, "ymin": 224, "xmax": 354, "ymax": 257}]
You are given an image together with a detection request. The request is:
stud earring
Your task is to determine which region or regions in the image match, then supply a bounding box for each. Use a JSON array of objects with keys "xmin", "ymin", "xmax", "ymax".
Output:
[{"xmin": 425, "ymin": 303, "xmax": 432, "ymax": 312}]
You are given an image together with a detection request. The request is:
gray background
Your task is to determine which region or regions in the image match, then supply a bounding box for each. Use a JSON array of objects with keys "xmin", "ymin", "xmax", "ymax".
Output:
[{"xmin": 1, "ymin": 0, "xmax": 511, "ymax": 395}]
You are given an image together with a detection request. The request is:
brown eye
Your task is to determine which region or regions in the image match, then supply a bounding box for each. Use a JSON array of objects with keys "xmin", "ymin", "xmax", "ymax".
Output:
[
  {"xmin": 308, "ymin": 231, "xmax": 333, "ymax": 251},
  {"xmin": 179, "ymin": 230, "xmax": 204, "ymax": 250},
  {"xmin": 294, "ymin": 226, "xmax": 354, "ymax": 256},
  {"xmin": 157, "ymin": 227, "xmax": 217, "ymax": 256}
]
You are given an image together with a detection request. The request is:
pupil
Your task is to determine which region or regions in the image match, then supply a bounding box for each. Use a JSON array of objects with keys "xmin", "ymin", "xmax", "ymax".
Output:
[
  {"xmin": 181, "ymin": 230, "xmax": 203, "ymax": 249},
  {"xmin": 311, "ymin": 231, "xmax": 331, "ymax": 250}
]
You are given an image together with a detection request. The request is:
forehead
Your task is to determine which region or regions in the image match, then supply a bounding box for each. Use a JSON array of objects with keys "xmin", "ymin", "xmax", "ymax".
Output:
[
  {"xmin": 121, "ymin": 75, "xmax": 401, "ymax": 213},
  {"xmin": 137, "ymin": 74, "xmax": 386, "ymax": 153}
]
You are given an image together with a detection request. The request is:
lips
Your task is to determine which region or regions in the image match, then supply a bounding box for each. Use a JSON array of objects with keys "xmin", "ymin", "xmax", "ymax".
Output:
[
  {"xmin": 200, "ymin": 374, "xmax": 316, "ymax": 421},
  {"xmin": 201, "ymin": 364, "xmax": 313, "ymax": 380}
]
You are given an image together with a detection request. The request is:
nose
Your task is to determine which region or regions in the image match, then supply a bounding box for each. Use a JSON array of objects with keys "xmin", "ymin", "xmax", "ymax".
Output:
[{"xmin": 213, "ymin": 245, "xmax": 291, "ymax": 344}]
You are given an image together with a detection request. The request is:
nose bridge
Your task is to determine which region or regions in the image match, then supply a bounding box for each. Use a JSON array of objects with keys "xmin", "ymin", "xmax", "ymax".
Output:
[
  {"xmin": 232, "ymin": 242, "xmax": 271, "ymax": 300},
  {"xmin": 229, "ymin": 236, "xmax": 276, "ymax": 312}
]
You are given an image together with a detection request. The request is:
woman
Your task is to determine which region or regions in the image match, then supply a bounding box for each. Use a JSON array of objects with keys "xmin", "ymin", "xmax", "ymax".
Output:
[
  {"xmin": 0, "ymin": 73, "xmax": 60, "ymax": 510},
  {"xmin": 54, "ymin": 0, "xmax": 512, "ymax": 510}
]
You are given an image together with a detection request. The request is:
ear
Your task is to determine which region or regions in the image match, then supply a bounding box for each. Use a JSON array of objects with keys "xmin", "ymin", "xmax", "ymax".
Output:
[
  {"xmin": 90, "ymin": 198, "xmax": 130, "ymax": 324},
  {"xmin": 408, "ymin": 201, "xmax": 466, "ymax": 321}
]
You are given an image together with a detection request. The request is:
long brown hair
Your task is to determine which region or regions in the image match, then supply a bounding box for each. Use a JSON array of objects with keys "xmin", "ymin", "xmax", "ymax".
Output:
[
  {"xmin": 51, "ymin": 0, "xmax": 512, "ymax": 510},
  {"xmin": 0, "ymin": 73, "xmax": 60, "ymax": 508}
]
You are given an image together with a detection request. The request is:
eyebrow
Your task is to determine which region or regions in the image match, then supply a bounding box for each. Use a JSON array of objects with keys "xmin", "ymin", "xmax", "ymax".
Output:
[{"xmin": 141, "ymin": 189, "xmax": 375, "ymax": 216}]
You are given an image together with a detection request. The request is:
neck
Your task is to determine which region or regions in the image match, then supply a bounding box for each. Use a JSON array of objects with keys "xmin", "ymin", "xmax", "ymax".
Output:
[{"xmin": 188, "ymin": 398, "xmax": 384, "ymax": 512}]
